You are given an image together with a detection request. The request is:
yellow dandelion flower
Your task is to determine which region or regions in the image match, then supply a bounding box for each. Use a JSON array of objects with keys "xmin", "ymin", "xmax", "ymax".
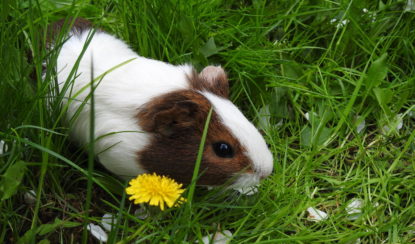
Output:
[{"xmin": 125, "ymin": 173, "xmax": 186, "ymax": 211}]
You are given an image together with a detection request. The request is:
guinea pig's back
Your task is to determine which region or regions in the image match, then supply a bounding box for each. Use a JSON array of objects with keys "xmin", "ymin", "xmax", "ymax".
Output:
[
  {"xmin": 55, "ymin": 29, "xmax": 193, "ymax": 178},
  {"xmin": 57, "ymin": 30, "xmax": 192, "ymax": 109}
]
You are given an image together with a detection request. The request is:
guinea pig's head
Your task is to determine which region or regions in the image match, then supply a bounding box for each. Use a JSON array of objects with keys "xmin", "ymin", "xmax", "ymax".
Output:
[{"xmin": 136, "ymin": 66, "xmax": 273, "ymax": 189}]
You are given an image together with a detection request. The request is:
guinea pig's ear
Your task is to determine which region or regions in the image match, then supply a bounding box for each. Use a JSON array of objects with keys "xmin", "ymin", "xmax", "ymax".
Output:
[
  {"xmin": 138, "ymin": 98, "xmax": 200, "ymax": 137},
  {"xmin": 198, "ymin": 66, "xmax": 229, "ymax": 98},
  {"xmin": 153, "ymin": 101, "xmax": 199, "ymax": 136}
]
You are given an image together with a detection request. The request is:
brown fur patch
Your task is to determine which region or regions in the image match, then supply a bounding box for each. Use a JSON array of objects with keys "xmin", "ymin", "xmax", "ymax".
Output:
[
  {"xmin": 47, "ymin": 18, "xmax": 94, "ymax": 47},
  {"xmin": 136, "ymin": 90, "xmax": 252, "ymax": 185},
  {"xmin": 188, "ymin": 66, "xmax": 229, "ymax": 98}
]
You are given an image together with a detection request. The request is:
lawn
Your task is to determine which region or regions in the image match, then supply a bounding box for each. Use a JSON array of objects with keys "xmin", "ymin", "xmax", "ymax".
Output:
[{"xmin": 1, "ymin": 0, "xmax": 415, "ymax": 243}]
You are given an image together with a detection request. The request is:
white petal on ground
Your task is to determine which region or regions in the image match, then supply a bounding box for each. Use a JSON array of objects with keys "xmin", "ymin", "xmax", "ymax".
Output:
[
  {"xmin": 346, "ymin": 198, "xmax": 363, "ymax": 220},
  {"xmin": 305, "ymin": 112, "xmax": 310, "ymax": 121},
  {"xmin": 357, "ymin": 120, "xmax": 365, "ymax": 133},
  {"xmin": 273, "ymin": 39, "xmax": 288, "ymax": 46},
  {"xmin": 101, "ymin": 213, "xmax": 116, "ymax": 232},
  {"xmin": 134, "ymin": 207, "xmax": 149, "ymax": 220},
  {"xmin": 0, "ymin": 140, "xmax": 7, "ymax": 155},
  {"xmin": 200, "ymin": 230, "xmax": 233, "ymax": 244},
  {"xmin": 87, "ymin": 223, "xmax": 108, "ymax": 242},
  {"xmin": 382, "ymin": 114, "xmax": 404, "ymax": 134},
  {"xmin": 307, "ymin": 207, "xmax": 328, "ymax": 222},
  {"xmin": 355, "ymin": 116, "xmax": 365, "ymax": 134},
  {"xmin": 23, "ymin": 190, "xmax": 37, "ymax": 205},
  {"xmin": 382, "ymin": 125, "xmax": 390, "ymax": 134},
  {"xmin": 396, "ymin": 113, "xmax": 403, "ymax": 130},
  {"xmin": 370, "ymin": 13, "xmax": 377, "ymax": 23},
  {"xmin": 304, "ymin": 112, "xmax": 317, "ymax": 121},
  {"xmin": 405, "ymin": 0, "xmax": 415, "ymax": 11},
  {"xmin": 336, "ymin": 19, "xmax": 349, "ymax": 28},
  {"xmin": 234, "ymin": 185, "xmax": 258, "ymax": 196}
]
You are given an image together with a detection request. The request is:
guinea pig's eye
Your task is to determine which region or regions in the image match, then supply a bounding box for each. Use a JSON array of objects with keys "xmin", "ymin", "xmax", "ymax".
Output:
[{"xmin": 212, "ymin": 142, "xmax": 234, "ymax": 158}]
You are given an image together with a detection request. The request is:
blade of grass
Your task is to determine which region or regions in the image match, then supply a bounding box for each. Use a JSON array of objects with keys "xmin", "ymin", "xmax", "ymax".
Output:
[
  {"xmin": 81, "ymin": 52, "xmax": 96, "ymax": 243},
  {"xmin": 186, "ymin": 107, "xmax": 213, "ymax": 207}
]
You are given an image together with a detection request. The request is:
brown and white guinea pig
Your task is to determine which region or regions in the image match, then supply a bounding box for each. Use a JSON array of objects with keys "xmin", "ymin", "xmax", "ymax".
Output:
[{"xmin": 49, "ymin": 19, "xmax": 273, "ymax": 190}]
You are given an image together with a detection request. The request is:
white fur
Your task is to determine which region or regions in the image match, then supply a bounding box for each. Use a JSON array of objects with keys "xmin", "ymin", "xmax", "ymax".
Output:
[
  {"xmin": 57, "ymin": 30, "xmax": 192, "ymax": 178},
  {"xmin": 202, "ymin": 92, "xmax": 274, "ymax": 184}
]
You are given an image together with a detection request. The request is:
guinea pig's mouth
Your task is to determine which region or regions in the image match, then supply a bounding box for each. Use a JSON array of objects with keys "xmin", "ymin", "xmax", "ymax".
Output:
[{"xmin": 229, "ymin": 173, "xmax": 261, "ymax": 195}]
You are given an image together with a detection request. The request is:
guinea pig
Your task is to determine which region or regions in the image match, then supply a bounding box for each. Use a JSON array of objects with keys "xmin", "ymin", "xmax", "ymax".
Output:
[{"xmin": 48, "ymin": 19, "xmax": 273, "ymax": 189}]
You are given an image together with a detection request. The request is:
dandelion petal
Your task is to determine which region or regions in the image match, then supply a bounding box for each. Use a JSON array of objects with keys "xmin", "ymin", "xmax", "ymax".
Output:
[{"xmin": 126, "ymin": 173, "xmax": 186, "ymax": 211}]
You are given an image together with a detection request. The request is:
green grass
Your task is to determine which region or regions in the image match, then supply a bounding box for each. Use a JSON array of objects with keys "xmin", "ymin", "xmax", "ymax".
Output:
[{"xmin": 1, "ymin": 0, "xmax": 415, "ymax": 243}]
